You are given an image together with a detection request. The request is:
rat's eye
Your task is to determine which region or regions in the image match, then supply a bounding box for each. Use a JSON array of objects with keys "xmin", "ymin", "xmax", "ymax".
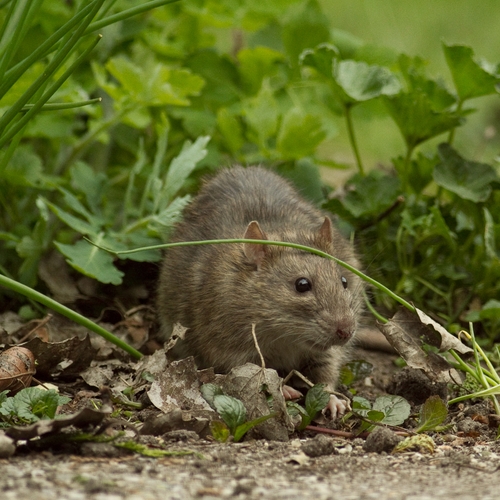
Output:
[
  {"xmin": 341, "ymin": 276, "xmax": 348, "ymax": 289},
  {"xmin": 295, "ymin": 277, "xmax": 312, "ymax": 293}
]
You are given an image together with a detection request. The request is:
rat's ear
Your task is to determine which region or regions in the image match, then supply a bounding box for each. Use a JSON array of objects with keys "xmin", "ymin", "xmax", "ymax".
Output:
[
  {"xmin": 243, "ymin": 221, "xmax": 268, "ymax": 268},
  {"xmin": 317, "ymin": 216, "xmax": 334, "ymax": 251}
]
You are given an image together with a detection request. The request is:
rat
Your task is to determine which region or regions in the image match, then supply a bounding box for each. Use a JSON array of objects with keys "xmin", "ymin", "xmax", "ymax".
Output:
[{"xmin": 156, "ymin": 166, "xmax": 363, "ymax": 417}]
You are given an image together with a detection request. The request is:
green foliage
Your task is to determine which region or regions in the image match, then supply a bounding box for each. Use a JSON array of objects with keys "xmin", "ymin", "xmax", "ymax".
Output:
[
  {"xmin": 0, "ymin": 0, "xmax": 499, "ymax": 347},
  {"xmin": 0, "ymin": 387, "xmax": 71, "ymax": 427},
  {"xmin": 352, "ymin": 395, "xmax": 411, "ymax": 432},
  {"xmin": 200, "ymin": 383, "xmax": 277, "ymax": 442},
  {"xmin": 415, "ymin": 395, "xmax": 448, "ymax": 433},
  {"xmin": 339, "ymin": 360, "xmax": 373, "ymax": 387},
  {"xmin": 286, "ymin": 383, "xmax": 330, "ymax": 430}
]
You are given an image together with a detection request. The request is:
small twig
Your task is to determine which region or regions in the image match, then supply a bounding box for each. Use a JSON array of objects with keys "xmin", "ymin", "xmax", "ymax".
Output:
[
  {"xmin": 251, "ymin": 323, "xmax": 266, "ymax": 369},
  {"xmin": 18, "ymin": 313, "xmax": 53, "ymax": 343}
]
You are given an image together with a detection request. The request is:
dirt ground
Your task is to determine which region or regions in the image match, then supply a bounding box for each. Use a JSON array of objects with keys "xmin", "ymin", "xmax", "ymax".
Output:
[{"xmin": 1, "ymin": 345, "xmax": 499, "ymax": 500}]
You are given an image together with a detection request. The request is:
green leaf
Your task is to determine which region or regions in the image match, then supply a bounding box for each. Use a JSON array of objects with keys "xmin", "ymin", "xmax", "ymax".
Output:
[
  {"xmin": 161, "ymin": 136, "xmax": 210, "ymax": 203},
  {"xmin": 0, "ymin": 387, "xmax": 70, "ymax": 424},
  {"xmin": 442, "ymin": 43, "xmax": 500, "ymax": 101},
  {"xmin": 300, "ymin": 43, "xmax": 339, "ymax": 78},
  {"xmin": 304, "ymin": 384, "xmax": 330, "ymax": 418},
  {"xmin": 339, "ymin": 360, "xmax": 374, "ymax": 387},
  {"xmin": 466, "ymin": 299, "xmax": 500, "ymax": 322},
  {"xmin": 213, "ymin": 395, "xmax": 247, "ymax": 434},
  {"xmin": 372, "ymin": 395, "xmax": 411, "ymax": 426},
  {"xmin": 55, "ymin": 239, "xmax": 124, "ymax": 285},
  {"xmin": 366, "ymin": 409, "xmax": 385, "ymax": 423},
  {"xmin": 42, "ymin": 198, "xmax": 98, "ymax": 237},
  {"xmin": 210, "ymin": 420, "xmax": 230, "ymax": 443},
  {"xmin": 200, "ymin": 384, "xmax": 225, "ymax": 410},
  {"xmin": 281, "ymin": 0, "xmax": 330, "ymax": 66},
  {"xmin": 244, "ymin": 82, "xmax": 279, "ymax": 148},
  {"xmin": 341, "ymin": 171, "xmax": 401, "ymax": 219},
  {"xmin": 332, "ymin": 59, "xmax": 401, "ymax": 105},
  {"xmin": 237, "ymin": 46, "xmax": 285, "ymax": 95},
  {"xmin": 276, "ymin": 108, "xmax": 326, "ymax": 159},
  {"xmin": 415, "ymin": 395, "xmax": 448, "ymax": 433},
  {"xmin": 384, "ymin": 91, "xmax": 463, "ymax": 148},
  {"xmin": 233, "ymin": 412, "xmax": 278, "ymax": 442},
  {"xmin": 434, "ymin": 143, "xmax": 498, "ymax": 202},
  {"xmin": 352, "ymin": 396, "xmax": 372, "ymax": 415},
  {"xmin": 217, "ymin": 107, "xmax": 244, "ymax": 154}
]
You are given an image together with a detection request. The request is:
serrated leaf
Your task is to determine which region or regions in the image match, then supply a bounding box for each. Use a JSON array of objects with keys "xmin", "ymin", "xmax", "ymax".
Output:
[
  {"xmin": 434, "ymin": 143, "xmax": 498, "ymax": 202},
  {"xmin": 332, "ymin": 59, "xmax": 401, "ymax": 105},
  {"xmin": 442, "ymin": 43, "xmax": 500, "ymax": 101},
  {"xmin": 213, "ymin": 395, "xmax": 247, "ymax": 434},
  {"xmin": 385, "ymin": 91, "xmax": 463, "ymax": 148},
  {"xmin": 276, "ymin": 108, "xmax": 326, "ymax": 159},
  {"xmin": 161, "ymin": 136, "xmax": 210, "ymax": 203},
  {"xmin": 55, "ymin": 239, "xmax": 124, "ymax": 285},
  {"xmin": 200, "ymin": 384, "xmax": 224, "ymax": 410},
  {"xmin": 415, "ymin": 395, "xmax": 448, "ymax": 433},
  {"xmin": 372, "ymin": 395, "xmax": 411, "ymax": 426}
]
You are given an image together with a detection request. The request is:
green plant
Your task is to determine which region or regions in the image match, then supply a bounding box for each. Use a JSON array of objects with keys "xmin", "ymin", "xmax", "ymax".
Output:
[
  {"xmin": 201, "ymin": 383, "xmax": 277, "ymax": 442},
  {"xmin": 0, "ymin": 387, "xmax": 70, "ymax": 427}
]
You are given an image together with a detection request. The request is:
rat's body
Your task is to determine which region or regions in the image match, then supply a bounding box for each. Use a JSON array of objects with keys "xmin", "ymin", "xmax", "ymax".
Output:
[{"xmin": 157, "ymin": 166, "xmax": 363, "ymax": 404}]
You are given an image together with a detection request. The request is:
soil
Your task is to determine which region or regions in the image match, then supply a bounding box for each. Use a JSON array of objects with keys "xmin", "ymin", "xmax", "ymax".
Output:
[{"xmin": 1, "ymin": 345, "xmax": 499, "ymax": 500}]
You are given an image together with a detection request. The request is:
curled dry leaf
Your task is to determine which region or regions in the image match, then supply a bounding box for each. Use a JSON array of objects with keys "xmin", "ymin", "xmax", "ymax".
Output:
[
  {"xmin": 377, "ymin": 307, "xmax": 471, "ymax": 383},
  {"xmin": 0, "ymin": 346, "xmax": 36, "ymax": 393}
]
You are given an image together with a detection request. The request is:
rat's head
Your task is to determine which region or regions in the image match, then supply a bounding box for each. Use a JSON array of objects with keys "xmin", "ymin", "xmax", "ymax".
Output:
[{"xmin": 239, "ymin": 217, "xmax": 363, "ymax": 360}]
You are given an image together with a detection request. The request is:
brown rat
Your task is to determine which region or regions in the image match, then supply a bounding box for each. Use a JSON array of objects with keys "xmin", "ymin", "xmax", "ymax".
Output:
[{"xmin": 157, "ymin": 166, "xmax": 363, "ymax": 415}]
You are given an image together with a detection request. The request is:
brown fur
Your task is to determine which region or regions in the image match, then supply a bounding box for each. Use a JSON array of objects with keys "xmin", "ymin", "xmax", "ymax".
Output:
[{"xmin": 157, "ymin": 166, "xmax": 363, "ymax": 389}]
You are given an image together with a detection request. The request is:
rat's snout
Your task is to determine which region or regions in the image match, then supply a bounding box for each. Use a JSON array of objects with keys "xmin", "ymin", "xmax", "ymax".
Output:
[{"xmin": 334, "ymin": 316, "xmax": 356, "ymax": 343}]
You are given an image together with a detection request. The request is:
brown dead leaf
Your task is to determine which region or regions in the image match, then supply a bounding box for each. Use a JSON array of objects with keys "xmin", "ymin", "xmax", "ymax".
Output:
[
  {"xmin": 4, "ymin": 406, "xmax": 112, "ymax": 441},
  {"xmin": 20, "ymin": 335, "xmax": 96, "ymax": 379},
  {"xmin": 0, "ymin": 346, "xmax": 36, "ymax": 393},
  {"xmin": 148, "ymin": 357, "xmax": 215, "ymax": 413},
  {"xmin": 377, "ymin": 307, "xmax": 468, "ymax": 383}
]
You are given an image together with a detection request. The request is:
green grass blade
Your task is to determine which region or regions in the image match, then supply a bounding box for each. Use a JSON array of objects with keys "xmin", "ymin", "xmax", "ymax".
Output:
[
  {"xmin": 0, "ymin": 0, "xmax": 33, "ymax": 81},
  {"xmin": 0, "ymin": 273, "xmax": 142, "ymax": 360},
  {"xmin": 85, "ymin": 0, "xmax": 181, "ymax": 34},
  {"xmin": 21, "ymin": 98, "xmax": 102, "ymax": 112},
  {"xmin": 0, "ymin": 0, "xmax": 105, "ymax": 139},
  {"xmin": 0, "ymin": 1, "xmax": 97, "ymax": 101},
  {"xmin": 0, "ymin": 35, "xmax": 102, "ymax": 148}
]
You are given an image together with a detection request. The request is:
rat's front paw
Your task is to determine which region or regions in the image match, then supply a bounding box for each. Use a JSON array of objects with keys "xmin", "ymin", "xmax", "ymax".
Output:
[
  {"xmin": 282, "ymin": 384, "xmax": 303, "ymax": 400},
  {"xmin": 323, "ymin": 394, "xmax": 351, "ymax": 420}
]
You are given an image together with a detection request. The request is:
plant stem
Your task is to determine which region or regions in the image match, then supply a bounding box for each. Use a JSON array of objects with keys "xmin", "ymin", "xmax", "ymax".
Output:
[
  {"xmin": 344, "ymin": 104, "xmax": 364, "ymax": 176},
  {"xmin": 447, "ymin": 99, "xmax": 463, "ymax": 145},
  {"xmin": 401, "ymin": 142, "xmax": 414, "ymax": 193},
  {"xmin": 91, "ymin": 237, "xmax": 417, "ymax": 313},
  {"xmin": 21, "ymin": 98, "xmax": 102, "ymax": 112},
  {"xmin": 85, "ymin": 0, "xmax": 181, "ymax": 34},
  {"xmin": 0, "ymin": 274, "xmax": 142, "ymax": 360}
]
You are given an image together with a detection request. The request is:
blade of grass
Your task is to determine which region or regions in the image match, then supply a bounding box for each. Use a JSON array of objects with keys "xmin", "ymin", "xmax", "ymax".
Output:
[
  {"xmin": 0, "ymin": 1, "xmax": 98, "ymax": 101},
  {"xmin": 0, "ymin": 273, "xmax": 142, "ymax": 360},
  {"xmin": 0, "ymin": 0, "xmax": 105, "ymax": 137},
  {"xmin": 85, "ymin": 0, "xmax": 181, "ymax": 34},
  {"xmin": 0, "ymin": 0, "xmax": 33, "ymax": 81},
  {"xmin": 0, "ymin": 35, "xmax": 102, "ymax": 148},
  {"xmin": 87, "ymin": 237, "xmax": 417, "ymax": 313},
  {"xmin": 21, "ymin": 98, "xmax": 102, "ymax": 112}
]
